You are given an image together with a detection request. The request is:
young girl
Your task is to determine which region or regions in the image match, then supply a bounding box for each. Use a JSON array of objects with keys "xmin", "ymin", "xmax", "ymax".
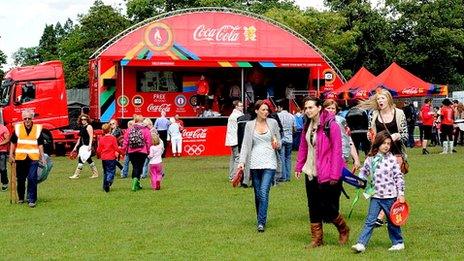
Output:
[
  {"xmin": 167, "ymin": 117, "xmax": 182, "ymax": 157},
  {"xmin": 351, "ymin": 130, "xmax": 406, "ymax": 253},
  {"xmin": 96, "ymin": 123, "xmax": 122, "ymax": 192},
  {"xmin": 148, "ymin": 134, "xmax": 164, "ymax": 190}
]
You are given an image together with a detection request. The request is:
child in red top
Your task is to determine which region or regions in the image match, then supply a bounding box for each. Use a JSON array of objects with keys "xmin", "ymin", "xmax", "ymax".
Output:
[{"xmin": 97, "ymin": 123, "xmax": 122, "ymax": 192}]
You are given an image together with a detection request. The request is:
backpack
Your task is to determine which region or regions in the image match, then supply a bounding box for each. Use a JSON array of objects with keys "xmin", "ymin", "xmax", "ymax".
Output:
[{"xmin": 128, "ymin": 125, "xmax": 145, "ymax": 149}]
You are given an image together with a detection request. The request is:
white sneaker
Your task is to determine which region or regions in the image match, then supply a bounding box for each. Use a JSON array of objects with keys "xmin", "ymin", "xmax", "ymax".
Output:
[
  {"xmin": 351, "ymin": 243, "xmax": 366, "ymax": 253},
  {"xmin": 388, "ymin": 243, "xmax": 405, "ymax": 251}
]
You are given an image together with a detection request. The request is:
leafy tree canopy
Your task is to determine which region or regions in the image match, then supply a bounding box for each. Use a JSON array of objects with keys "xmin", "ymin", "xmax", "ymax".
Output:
[
  {"xmin": 0, "ymin": 50, "xmax": 6, "ymax": 79},
  {"xmin": 60, "ymin": 0, "xmax": 130, "ymax": 88},
  {"xmin": 12, "ymin": 47, "xmax": 41, "ymax": 66}
]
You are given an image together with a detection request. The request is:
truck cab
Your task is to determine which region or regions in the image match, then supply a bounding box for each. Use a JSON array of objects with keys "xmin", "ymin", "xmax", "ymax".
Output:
[{"xmin": 0, "ymin": 60, "xmax": 70, "ymax": 154}]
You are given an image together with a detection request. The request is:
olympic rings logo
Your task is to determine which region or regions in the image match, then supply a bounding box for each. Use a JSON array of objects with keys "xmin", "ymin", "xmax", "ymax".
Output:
[{"xmin": 184, "ymin": 144, "xmax": 205, "ymax": 156}]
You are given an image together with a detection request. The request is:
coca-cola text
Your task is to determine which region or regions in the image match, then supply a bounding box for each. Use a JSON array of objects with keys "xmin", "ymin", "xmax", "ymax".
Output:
[
  {"xmin": 182, "ymin": 128, "xmax": 208, "ymax": 139},
  {"xmin": 147, "ymin": 103, "xmax": 172, "ymax": 113},
  {"xmin": 193, "ymin": 25, "xmax": 240, "ymax": 42}
]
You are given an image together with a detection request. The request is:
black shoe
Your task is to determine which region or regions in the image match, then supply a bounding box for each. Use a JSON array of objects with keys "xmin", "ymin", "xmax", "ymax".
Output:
[
  {"xmin": 374, "ymin": 218, "xmax": 384, "ymax": 228},
  {"xmin": 257, "ymin": 224, "xmax": 265, "ymax": 232},
  {"xmin": 1, "ymin": 184, "xmax": 7, "ymax": 191},
  {"xmin": 422, "ymin": 148, "xmax": 430, "ymax": 154},
  {"xmin": 452, "ymin": 149, "xmax": 457, "ymax": 153}
]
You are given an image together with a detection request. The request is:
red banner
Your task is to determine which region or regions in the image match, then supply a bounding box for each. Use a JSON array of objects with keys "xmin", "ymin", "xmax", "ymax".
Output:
[
  {"xmin": 115, "ymin": 91, "xmax": 197, "ymax": 118},
  {"xmin": 166, "ymin": 126, "xmax": 229, "ymax": 157}
]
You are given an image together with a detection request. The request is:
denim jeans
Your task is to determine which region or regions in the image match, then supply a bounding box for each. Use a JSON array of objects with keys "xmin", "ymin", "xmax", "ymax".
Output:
[
  {"xmin": 16, "ymin": 159, "xmax": 39, "ymax": 203},
  {"xmin": 407, "ymin": 125, "xmax": 415, "ymax": 148},
  {"xmin": 228, "ymin": 146, "xmax": 240, "ymax": 180},
  {"xmin": 251, "ymin": 169, "xmax": 275, "ymax": 226},
  {"xmin": 122, "ymin": 155, "xmax": 130, "ymax": 177},
  {"xmin": 102, "ymin": 160, "xmax": 116, "ymax": 189},
  {"xmin": 0, "ymin": 152, "xmax": 8, "ymax": 185},
  {"xmin": 292, "ymin": 131, "xmax": 302, "ymax": 150},
  {"xmin": 141, "ymin": 157, "xmax": 149, "ymax": 178},
  {"xmin": 357, "ymin": 197, "xmax": 404, "ymax": 246},
  {"xmin": 279, "ymin": 141, "xmax": 292, "ymax": 181}
]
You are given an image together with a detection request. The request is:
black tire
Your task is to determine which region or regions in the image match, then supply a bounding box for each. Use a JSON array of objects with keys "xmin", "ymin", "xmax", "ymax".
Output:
[{"xmin": 42, "ymin": 130, "xmax": 54, "ymax": 155}]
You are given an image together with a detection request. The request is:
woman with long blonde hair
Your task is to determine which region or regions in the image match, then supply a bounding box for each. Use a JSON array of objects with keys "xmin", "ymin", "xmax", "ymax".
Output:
[{"xmin": 357, "ymin": 88, "xmax": 407, "ymax": 227}]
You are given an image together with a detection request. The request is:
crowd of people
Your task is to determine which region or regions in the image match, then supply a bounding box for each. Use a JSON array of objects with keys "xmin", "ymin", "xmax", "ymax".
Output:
[
  {"xmin": 2, "ymin": 90, "xmax": 463, "ymax": 252},
  {"xmin": 226, "ymin": 92, "xmax": 463, "ymax": 252},
  {"xmin": 0, "ymin": 109, "xmax": 189, "ymax": 208}
]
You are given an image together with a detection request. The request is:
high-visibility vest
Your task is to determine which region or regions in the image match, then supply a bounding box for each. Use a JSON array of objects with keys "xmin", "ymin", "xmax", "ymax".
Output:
[{"xmin": 14, "ymin": 123, "xmax": 42, "ymax": 160}]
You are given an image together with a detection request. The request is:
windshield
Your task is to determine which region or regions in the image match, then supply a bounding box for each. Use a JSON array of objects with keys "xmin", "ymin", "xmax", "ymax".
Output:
[{"xmin": 0, "ymin": 79, "xmax": 12, "ymax": 106}]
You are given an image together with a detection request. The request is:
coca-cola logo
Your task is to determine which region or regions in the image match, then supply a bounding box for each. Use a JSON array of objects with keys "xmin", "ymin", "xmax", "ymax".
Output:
[
  {"xmin": 392, "ymin": 205, "xmax": 405, "ymax": 215},
  {"xmin": 193, "ymin": 25, "xmax": 240, "ymax": 42},
  {"xmin": 147, "ymin": 103, "xmax": 171, "ymax": 113},
  {"xmin": 182, "ymin": 128, "xmax": 208, "ymax": 139},
  {"xmin": 402, "ymin": 88, "xmax": 422, "ymax": 95}
]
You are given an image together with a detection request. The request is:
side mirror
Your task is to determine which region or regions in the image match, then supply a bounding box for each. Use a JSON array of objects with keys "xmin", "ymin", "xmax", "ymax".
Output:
[{"xmin": 14, "ymin": 96, "xmax": 22, "ymax": 105}]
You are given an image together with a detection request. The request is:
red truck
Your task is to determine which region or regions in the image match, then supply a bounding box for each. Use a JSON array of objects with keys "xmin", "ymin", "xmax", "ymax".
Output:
[{"xmin": 0, "ymin": 60, "xmax": 80, "ymax": 155}]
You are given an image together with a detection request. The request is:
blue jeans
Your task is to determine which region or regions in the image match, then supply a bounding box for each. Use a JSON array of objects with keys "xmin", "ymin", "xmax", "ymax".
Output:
[
  {"xmin": 280, "ymin": 141, "xmax": 292, "ymax": 181},
  {"xmin": 357, "ymin": 198, "xmax": 404, "ymax": 246},
  {"xmin": 141, "ymin": 157, "xmax": 149, "ymax": 178},
  {"xmin": 102, "ymin": 160, "xmax": 116, "ymax": 188},
  {"xmin": 122, "ymin": 155, "xmax": 130, "ymax": 177},
  {"xmin": 407, "ymin": 125, "xmax": 415, "ymax": 147},
  {"xmin": 251, "ymin": 169, "xmax": 275, "ymax": 226},
  {"xmin": 16, "ymin": 159, "xmax": 39, "ymax": 203},
  {"xmin": 0, "ymin": 152, "xmax": 8, "ymax": 185},
  {"xmin": 292, "ymin": 131, "xmax": 302, "ymax": 150}
]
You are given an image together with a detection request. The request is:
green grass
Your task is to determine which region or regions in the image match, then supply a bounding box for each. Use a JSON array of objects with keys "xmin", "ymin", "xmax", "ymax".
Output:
[{"xmin": 0, "ymin": 146, "xmax": 463, "ymax": 259}]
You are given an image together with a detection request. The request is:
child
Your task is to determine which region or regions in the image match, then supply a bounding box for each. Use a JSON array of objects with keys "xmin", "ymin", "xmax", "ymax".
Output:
[
  {"xmin": 96, "ymin": 123, "xmax": 122, "ymax": 192},
  {"xmin": 351, "ymin": 130, "xmax": 406, "ymax": 253},
  {"xmin": 167, "ymin": 117, "xmax": 182, "ymax": 157},
  {"xmin": 148, "ymin": 134, "xmax": 164, "ymax": 190}
]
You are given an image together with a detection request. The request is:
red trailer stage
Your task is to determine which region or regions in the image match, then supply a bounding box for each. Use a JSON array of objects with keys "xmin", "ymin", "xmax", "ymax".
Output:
[{"xmin": 89, "ymin": 8, "xmax": 345, "ymax": 157}]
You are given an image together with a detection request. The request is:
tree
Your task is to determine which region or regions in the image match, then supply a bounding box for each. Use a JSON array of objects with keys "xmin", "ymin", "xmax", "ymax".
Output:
[
  {"xmin": 387, "ymin": 0, "xmax": 464, "ymax": 85},
  {"xmin": 265, "ymin": 7, "xmax": 359, "ymax": 78},
  {"xmin": 324, "ymin": 0, "xmax": 393, "ymax": 77},
  {"xmin": 126, "ymin": 0, "xmax": 165, "ymax": 23},
  {"xmin": 126, "ymin": 0, "xmax": 298, "ymax": 23},
  {"xmin": 63, "ymin": 18, "xmax": 75, "ymax": 35},
  {"xmin": 38, "ymin": 24, "xmax": 59, "ymax": 61},
  {"xmin": 0, "ymin": 50, "xmax": 6, "ymax": 79},
  {"xmin": 12, "ymin": 47, "xmax": 41, "ymax": 66},
  {"xmin": 60, "ymin": 0, "xmax": 130, "ymax": 88}
]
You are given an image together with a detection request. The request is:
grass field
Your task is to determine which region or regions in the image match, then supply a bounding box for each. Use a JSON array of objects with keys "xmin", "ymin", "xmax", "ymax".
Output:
[{"xmin": 0, "ymin": 146, "xmax": 463, "ymax": 259}]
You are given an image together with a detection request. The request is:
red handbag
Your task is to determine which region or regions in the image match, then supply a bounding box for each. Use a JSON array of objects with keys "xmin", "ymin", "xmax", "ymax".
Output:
[{"xmin": 231, "ymin": 169, "xmax": 244, "ymax": 188}]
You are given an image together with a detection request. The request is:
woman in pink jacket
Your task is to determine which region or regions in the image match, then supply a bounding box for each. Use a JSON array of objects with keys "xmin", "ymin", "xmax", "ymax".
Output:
[
  {"xmin": 122, "ymin": 115, "xmax": 152, "ymax": 191},
  {"xmin": 295, "ymin": 97, "xmax": 349, "ymax": 248}
]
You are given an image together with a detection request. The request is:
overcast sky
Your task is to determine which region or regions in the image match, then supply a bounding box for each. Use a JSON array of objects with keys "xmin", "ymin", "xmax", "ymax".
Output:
[{"xmin": 0, "ymin": 0, "xmax": 323, "ymax": 69}]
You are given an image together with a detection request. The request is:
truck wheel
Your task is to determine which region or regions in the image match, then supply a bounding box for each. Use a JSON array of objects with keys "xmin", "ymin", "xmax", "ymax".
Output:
[{"xmin": 42, "ymin": 131, "xmax": 54, "ymax": 155}]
